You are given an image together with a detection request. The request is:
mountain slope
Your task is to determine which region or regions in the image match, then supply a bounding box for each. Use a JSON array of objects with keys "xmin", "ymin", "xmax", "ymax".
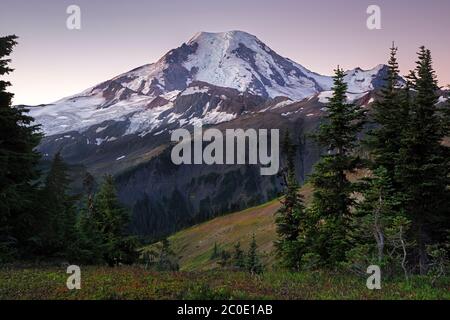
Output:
[
  {"xmin": 152, "ymin": 169, "xmax": 372, "ymax": 271},
  {"xmin": 162, "ymin": 184, "xmax": 314, "ymax": 271}
]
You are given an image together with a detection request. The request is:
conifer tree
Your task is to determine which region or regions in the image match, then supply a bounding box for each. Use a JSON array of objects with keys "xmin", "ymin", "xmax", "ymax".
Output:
[
  {"xmin": 349, "ymin": 167, "xmax": 401, "ymax": 266},
  {"xmin": 156, "ymin": 238, "xmax": 179, "ymax": 271},
  {"xmin": 443, "ymin": 86, "xmax": 450, "ymax": 137},
  {"xmin": 0, "ymin": 35, "xmax": 42, "ymax": 261},
  {"xmin": 275, "ymin": 131, "xmax": 305, "ymax": 270},
  {"xmin": 76, "ymin": 174, "xmax": 104, "ymax": 264},
  {"xmin": 367, "ymin": 44, "xmax": 408, "ymax": 180},
  {"xmin": 232, "ymin": 241, "xmax": 245, "ymax": 270},
  {"xmin": 76, "ymin": 204, "xmax": 104, "ymax": 264},
  {"xmin": 397, "ymin": 47, "xmax": 450, "ymax": 273},
  {"xmin": 305, "ymin": 67, "xmax": 366, "ymax": 266},
  {"xmin": 210, "ymin": 242, "xmax": 220, "ymax": 260},
  {"xmin": 352, "ymin": 45, "xmax": 409, "ymax": 272},
  {"xmin": 38, "ymin": 152, "xmax": 78, "ymax": 259},
  {"xmin": 246, "ymin": 234, "xmax": 263, "ymax": 274},
  {"xmin": 93, "ymin": 175, "xmax": 138, "ymax": 266},
  {"xmin": 82, "ymin": 171, "xmax": 96, "ymax": 214},
  {"xmin": 218, "ymin": 249, "xmax": 231, "ymax": 268}
]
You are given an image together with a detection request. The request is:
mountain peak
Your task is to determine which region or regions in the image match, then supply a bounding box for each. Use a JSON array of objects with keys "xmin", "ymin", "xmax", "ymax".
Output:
[
  {"xmin": 180, "ymin": 30, "xmax": 333, "ymax": 100},
  {"xmin": 188, "ymin": 30, "xmax": 259, "ymax": 44}
]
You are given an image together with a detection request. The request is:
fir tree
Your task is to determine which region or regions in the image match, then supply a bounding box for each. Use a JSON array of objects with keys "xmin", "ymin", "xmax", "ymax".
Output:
[
  {"xmin": 275, "ymin": 131, "xmax": 305, "ymax": 270},
  {"xmin": 305, "ymin": 67, "xmax": 366, "ymax": 266},
  {"xmin": 444, "ymin": 85, "xmax": 450, "ymax": 133},
  {"xmin": 76, "ymin": 204, "xmax": 104, "ymax": 264},
  {"xmin": 0, "ymin": 35, "xmax": 42, "ymax": 261},
  {"xmin": 350, "ymin": 167, "xmax": 401, "ymax": 265},
  {"xmin": 210, "ymin": 242, "xmax": 219, "ymax": 260},
  {"xmin": 94, "ymin": 175, "xmax": 138, "ymax": 266},
  {"xmin": 82, "ymin": 171, "xmax": 96, "ymax": 214},
  {"xmin": 38, "ymin": 152, "xmax": 78, "ymax": 258},
  {"xmin": 397, "ymin": 47, "xmax": 450, "ymax": 273},
  {"xmin": 218, "ymin": 249, "xmax": 231, "ymax": 268},
  {"xmin": 232, "ymin": 242, "xmax": 246, "ymax": 270},
  {"xmin": 352, "ymin": 45, "xmax": 410, "ymax": 273},
  {"xmin": 367, "ymin": 44, "xmax": 408, "ymax": 181},
  {"xmin": 76, "ymin": 173, "xmax": 105, "ymax": 264},
  {"xmin": 246, "ymin": 234, "xmax": 263, "ymax": 274},
  {"xmin": 156, "ymin": 238, "xmax": 179, "ymax": 271}
]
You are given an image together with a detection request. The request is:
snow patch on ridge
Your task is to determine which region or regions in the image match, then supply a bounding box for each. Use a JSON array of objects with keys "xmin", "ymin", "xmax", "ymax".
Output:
[{"xmin": 318, "ymin": 91, "xmax": 368, "ymax": 104}]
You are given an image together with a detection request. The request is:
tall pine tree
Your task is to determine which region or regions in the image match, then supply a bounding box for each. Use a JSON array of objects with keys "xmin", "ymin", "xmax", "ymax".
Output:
[
  {"xmin": 232, "ymin": 241, "xmax": 246, "ymax": 270},
  {"xmin": 93, "ymin": 175, "xmax": 138, "ymax": 266},
  {"xmin": 0, "ymin": 35, "xmax": 42, "ymax": 261},
  {"xmin": 367, "ymin": 44, "xmax": 408, "ymax": 181},
  {"xmin": 246, "ymin": 234, "xmax": 263, "ymax": 274},
  {"xmin": 305, "ymin": 67, "xmax": 366, "ymax": 266},
  {"xmin": 76, "ymin": 172, "xmax": 104, "ymax": 264},
  {"xmin": 352, "ymin": 45, "xmax": 409, "ymax": 271},
  {"xmin": 349, "ymin": 167, "xmax": 402, "ymax": 266},
  {"xmin": 275, "ymin": 131, "xmax": 305, "ymax": 270},
  {"xmin": 397, "ymin": 47, "xmax": 450, "ymax": 273},
  {"xmin": 37, "ymin": 152, "xmax": 78, "ymax": 259}
]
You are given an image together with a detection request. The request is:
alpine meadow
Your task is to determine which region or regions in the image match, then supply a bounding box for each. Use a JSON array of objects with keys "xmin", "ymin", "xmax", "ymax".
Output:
[{"xmin": 1, "ymin": 0, "xmax": 449, "ymax": 302}]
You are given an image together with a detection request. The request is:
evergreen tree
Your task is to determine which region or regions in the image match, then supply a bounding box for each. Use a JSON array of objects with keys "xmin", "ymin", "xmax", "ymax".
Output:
[
  {"xmin": 94, "ymin": 175, "xmax": 138, "ymax": 266},
  {"xmin": 140, "ymin": 238, "xmax": 179, "ymax": 271},
  {"xmin": 347, "ymin": 167, "xmax": 401, "ymax": 268},
  {"xmin": 444, "ymin": 85, "xmax": 450, "ymax": 133},
  {"xmin": 397, "ymin": 47, "xmax": 450, "ymax": 273},
  {"xmin": 210, "ymin": 242, "xmax": 219, "ymax": 260},
  {"xmin": 37, "ymin": 152, "xmax": 78, "ymax": 259},
  {"xmin": 305, "ymin": 67, "xmax": 366, "ymax": 266},
  {"xmin": 82, "ymin": 171, "xmax": 96, "ymax": 214},
  {"xmin": 367, "ymin": 44, "xmax": 408, "ymax": 181},
  {"xmin": 156, "ymin": 238, "xmax": 179, "ymax": 271},
  {"xmin": 0, "ymin": 35, "xmax": 42, "ymax": 261},
  {"xmin": 351, "ymin": 46, "xmax": 410, "ymax": 274},
  {"xmin": 218, "ymin": 249, "xmax": 231, "ymax": 268},
  {"xmin": 232, "ymin": 242, "xmax": 245, "ymax": 270},
  {"xmin": 76, "ymin": 203, "xmax": 104, "ymax": 264},
  {"xmin": 246, "ymin": 234, "xmax": 263, "ymax": 274},
  {"xmin": 275, "ymin": 131, "xmax": 305, "ymax": 270},
  {"xmin": 76, "ymin": 173, "xmax": 105, "ymax": 264}
]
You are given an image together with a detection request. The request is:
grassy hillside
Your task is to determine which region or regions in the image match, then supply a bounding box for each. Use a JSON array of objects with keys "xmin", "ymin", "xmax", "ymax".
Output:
[{"xmin": 163, "ymin": 184, "xmax": 314, "ymax": 271}]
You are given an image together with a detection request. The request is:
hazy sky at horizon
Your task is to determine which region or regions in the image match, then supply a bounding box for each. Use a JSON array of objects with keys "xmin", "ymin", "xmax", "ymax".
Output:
[{"xmin": 1, "ymin": 0, "xmax": 449, "ymax": 105}]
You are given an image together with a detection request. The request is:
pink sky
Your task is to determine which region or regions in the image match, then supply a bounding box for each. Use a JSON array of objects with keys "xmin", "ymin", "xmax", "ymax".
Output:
[{"xmin": 1, "ymin": 0, "xmax": 449, "ymax": 105}]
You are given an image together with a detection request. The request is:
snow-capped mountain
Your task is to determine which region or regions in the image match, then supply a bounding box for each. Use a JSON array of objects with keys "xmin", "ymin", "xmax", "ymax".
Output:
[
  {"xmin": 29, "ymin": 30, "xmax": 390, "ymax": 137},
  {"xmin": 96, "ymin": 30, "xmax": 334, "ymax": 100},
  {"xmin": 27, "ymin": 30, "xmax": 401, "ymax": 237}
]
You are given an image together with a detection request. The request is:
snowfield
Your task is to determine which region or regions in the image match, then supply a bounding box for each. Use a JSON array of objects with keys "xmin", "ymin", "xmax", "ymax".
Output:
[{"xmin": 27, "ymin": 31, "xmax": 391, "ymax": 138}]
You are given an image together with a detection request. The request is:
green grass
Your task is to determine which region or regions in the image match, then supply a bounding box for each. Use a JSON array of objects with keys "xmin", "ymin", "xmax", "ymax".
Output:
[
  {"xmin": 146, "ymin": 184, "xmax": 314, "ymax": 271},
  {"xmin": 1, "ymin": 266, "xmax": 448, "ymax": 300}
]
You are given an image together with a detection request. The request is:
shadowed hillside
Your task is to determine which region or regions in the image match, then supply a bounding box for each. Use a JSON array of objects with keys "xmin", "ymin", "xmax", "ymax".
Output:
[{"xmin": 164, "ymin": 184, "xmax": 314, "ymax": 271}]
